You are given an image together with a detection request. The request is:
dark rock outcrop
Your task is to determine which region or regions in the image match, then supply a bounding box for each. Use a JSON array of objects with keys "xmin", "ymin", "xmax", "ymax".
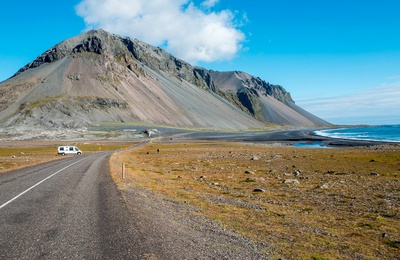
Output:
[
  {"xmin": 13, "ymin": 47, "xmax": 68, "ymax": 76},
  {"xmin": 73, "ymin": 35, "xmax": 104, "ymax": 54}
]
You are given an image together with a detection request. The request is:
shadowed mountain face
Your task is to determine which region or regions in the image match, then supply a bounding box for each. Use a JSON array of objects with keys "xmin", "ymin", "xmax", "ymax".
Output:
[{"xmin": 0, "ymin": 29, "xmax": 330, "ymax": 130}]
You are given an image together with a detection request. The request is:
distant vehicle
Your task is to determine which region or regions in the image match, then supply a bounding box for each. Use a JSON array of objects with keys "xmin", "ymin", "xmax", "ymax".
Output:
[{"xmin": 58, "ymin": 146, "xmax": 82, "ymax": 155}]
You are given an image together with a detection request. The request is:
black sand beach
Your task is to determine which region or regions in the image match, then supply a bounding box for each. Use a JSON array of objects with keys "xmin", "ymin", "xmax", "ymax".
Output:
[{"xmin": 177, "ymin": 128, "xmax": 395, "ymax": 147}]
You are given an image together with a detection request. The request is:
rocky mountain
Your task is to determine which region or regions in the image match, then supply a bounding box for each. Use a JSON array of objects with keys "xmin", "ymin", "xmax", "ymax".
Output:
[
  {"xmin": 0, "ymin": 29, "xmax": 330, "ymax": 130},
  {"xmin": 208, "ymin": 71, "xmax": 330, "ymax": 126}
]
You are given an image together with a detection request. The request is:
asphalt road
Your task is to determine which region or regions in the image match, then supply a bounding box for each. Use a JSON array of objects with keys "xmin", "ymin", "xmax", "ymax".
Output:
[{"xmin": 0, "ymin": 152, "xmax": 145, "ymax": 259}]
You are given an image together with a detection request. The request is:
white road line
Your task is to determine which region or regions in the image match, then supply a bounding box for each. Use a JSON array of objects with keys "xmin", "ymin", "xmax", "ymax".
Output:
[{"xmin": 0, "ymin": 157, "xmax": 89, "ymax": 210}]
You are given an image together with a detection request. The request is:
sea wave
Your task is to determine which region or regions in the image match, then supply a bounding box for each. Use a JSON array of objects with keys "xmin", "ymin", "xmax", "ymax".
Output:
[{"xmin": 314, "ymin": 125, "xmax": 400, "ymax": 143}]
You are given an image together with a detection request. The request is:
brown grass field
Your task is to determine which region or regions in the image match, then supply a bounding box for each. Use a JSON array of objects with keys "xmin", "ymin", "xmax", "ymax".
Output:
[
  {"xmin": 110, "ymin": 141, "xmax": 400, "ymax": 260},
  {"xmin": 0, "ymin": 141, "xmax": 137, "ymax": 173},
  {"xmin": 1, "ymin": 140, "xmax": 399, "ymax": 259}
]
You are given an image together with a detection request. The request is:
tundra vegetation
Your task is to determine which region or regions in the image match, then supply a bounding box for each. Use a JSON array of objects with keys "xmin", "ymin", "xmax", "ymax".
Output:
[
  {"xmin": 0, "ymin": 142, "xmax": 137, "ymax": 173},
  {"xmin": 1, "ymin": 140, "xmax": 398, "ymax": 259},
  {"xmin": 110, "ymin": 141, "xmax": 400, "ymax": 259}
]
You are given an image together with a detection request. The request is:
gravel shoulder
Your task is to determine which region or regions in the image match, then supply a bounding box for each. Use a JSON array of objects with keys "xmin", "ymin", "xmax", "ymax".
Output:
[{"xmin": 117, "ymin": 183, "xmax": 270, "ymax": 259}]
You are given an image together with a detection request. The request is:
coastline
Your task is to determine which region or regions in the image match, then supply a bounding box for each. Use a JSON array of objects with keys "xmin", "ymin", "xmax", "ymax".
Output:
[
  {"xmin": 222, "ymin": 128, "xmax": 400, "ymax": 147},
  {"xmin": 1, "ymin": 125, "xmax": 398, "ymax": 148}
]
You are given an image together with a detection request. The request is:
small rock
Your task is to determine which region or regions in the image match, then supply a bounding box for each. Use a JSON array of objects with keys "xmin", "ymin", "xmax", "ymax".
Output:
[
  {"xmin": 253, "ymin": 188, "xmax": 265, "ymax": 192},
  {"xmin": 317, "ymin": 184, "xmax": 329, "ymax": 189},
  {"xmin": 245, "ymin": 170, "xmax": 255, "ymax": 174},
  {"xmin": 293, "ymin": 169, "xmax": 302, "ymax": 176},
  {"xmin": 246, "ymin": 177, "xmax": 265, "ymax": 182},
  {"xmin": 251, "ymin": 156, "xmax": 260, "ymax": 161},
  {"xmin": 282, "ymin": 179, "xmax": 300, "ymax": 184},
  {"xmin": 371, "ymin": 172, "xmax": 379, "ymax": 176},
  {"xmin": 177, "ymin": 175, "xmax": 183, "ymax": 179}
]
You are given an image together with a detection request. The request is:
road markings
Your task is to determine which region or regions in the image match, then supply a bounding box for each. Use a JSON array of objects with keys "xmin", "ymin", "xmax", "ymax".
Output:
[{"xmin": 0, "ymin": 157, "xmax": 89, "ymax": 210}]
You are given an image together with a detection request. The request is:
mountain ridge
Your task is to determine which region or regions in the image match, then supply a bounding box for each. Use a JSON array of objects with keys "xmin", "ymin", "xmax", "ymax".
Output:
[{"xmin": 0, "ymin": 29, "xmax": 330, "ymax": 129}]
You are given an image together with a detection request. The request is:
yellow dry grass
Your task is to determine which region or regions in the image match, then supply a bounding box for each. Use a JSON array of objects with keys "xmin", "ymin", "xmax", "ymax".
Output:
[
  {"xmin": 0, "ymin": 141, "xmax": 138, "ymax": 173},
  {"xmin": 110, "ymin": 141, "xmax": 400, "ymax": 260},
  {"xmin": 0, "ymin": 146, "xmax": 60, "ymax": 173}
]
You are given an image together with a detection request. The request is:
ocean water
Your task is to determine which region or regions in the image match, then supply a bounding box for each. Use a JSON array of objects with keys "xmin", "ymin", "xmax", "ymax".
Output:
[
  {"xmin": 314, "ymin": 125, "xmax": 400, "ymax": 143},
  {"xmin": 293, "ymin": 141, "xmax": 332, "ymax": 148}
]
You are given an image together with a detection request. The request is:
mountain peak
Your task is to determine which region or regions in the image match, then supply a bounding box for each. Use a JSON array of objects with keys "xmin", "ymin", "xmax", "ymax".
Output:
[{"xmin": 13, "ymin": 29, "xmax": 120, "ymax": 77}]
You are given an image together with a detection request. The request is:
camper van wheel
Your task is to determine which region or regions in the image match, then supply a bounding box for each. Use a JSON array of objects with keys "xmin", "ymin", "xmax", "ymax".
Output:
[
  {"xmin": 62, "ymin": 153, "xmax": 65, "ymax": 156},
  {"xmin": 77, "ymin": 152, "xmax": 81, "ymax": 155}
]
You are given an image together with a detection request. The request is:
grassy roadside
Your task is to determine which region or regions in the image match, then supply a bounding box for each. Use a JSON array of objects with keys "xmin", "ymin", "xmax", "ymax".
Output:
[
  {"xmin": 0, "ymin": 141, "xmax": 138, "ymax": 173},
  {"xmin": 110, "ymin": 141, "xmax": 400, "ymax": 259}
]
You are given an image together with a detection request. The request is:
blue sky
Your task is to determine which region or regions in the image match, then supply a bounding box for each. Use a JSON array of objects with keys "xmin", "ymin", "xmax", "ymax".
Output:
[{"xmin": 1, "ymin": 0, "xmax": 399, "ymax": 125}]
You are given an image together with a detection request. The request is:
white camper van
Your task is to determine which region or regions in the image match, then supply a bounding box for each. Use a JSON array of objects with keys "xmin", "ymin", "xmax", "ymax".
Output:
[{"xmin": 58, "ymin": 146, "xmax": 82, "ymax": 155}]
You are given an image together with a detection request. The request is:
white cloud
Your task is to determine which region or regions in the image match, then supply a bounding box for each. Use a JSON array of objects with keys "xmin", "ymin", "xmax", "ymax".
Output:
[
  {"xmin": 297, "ymin": 82, "xmax": 400, "ymax": 125},
  {"xmin": 75, "ymin": 0, "xmax": 244, "ymax": 63},
  {"xmin": 201, "ymin": 0, "xmax": 219, "ymax": 8}
]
